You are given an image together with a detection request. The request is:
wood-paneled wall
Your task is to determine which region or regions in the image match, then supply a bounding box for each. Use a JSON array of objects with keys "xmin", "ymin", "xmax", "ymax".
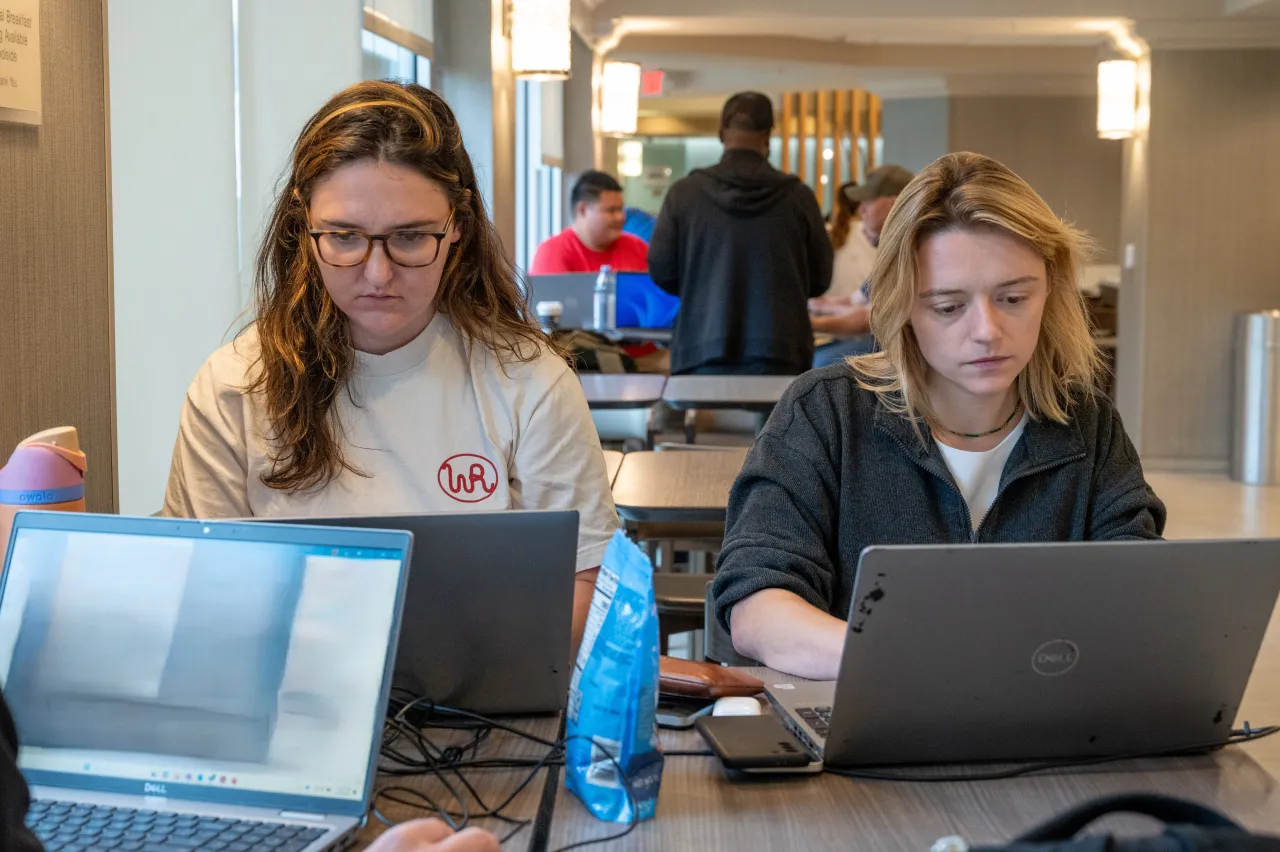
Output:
[
  {"xmin": 0, "ymin": 0, "xmax": 116, "ymax": 511},
  {"xmin": 1141, "ymin": 49, "xmax": 1280, "ymax": 464},
  {"xmin": 778, "ymin": 88, "xmax": 881, "ymax": 207}
]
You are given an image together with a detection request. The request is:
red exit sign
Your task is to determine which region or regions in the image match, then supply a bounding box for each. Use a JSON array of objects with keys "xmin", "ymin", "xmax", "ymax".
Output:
[{"xmin": 641, "ymin": 70, "xmax": 664, "ymax": 96}]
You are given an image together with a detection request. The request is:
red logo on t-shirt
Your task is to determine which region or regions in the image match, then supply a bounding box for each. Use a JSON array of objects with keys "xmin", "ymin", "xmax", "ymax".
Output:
[{"xmin": 437, "ymin": 454, "xmax": 500, "ymax": 503}]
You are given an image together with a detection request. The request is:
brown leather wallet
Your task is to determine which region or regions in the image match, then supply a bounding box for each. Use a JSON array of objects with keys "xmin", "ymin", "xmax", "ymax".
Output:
[{"xmin": 658, "ymin": 656, "xmax": 764, "ymax": 699}]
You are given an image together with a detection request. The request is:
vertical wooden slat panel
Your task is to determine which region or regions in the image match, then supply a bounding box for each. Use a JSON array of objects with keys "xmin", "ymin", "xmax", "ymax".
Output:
[
  {"xmin": 868, "ymin": 93, "xmax": 882, "ymax": 170},
  {"xmin": 851, "ymin": 90, "xmax": 864, "ymax": 182},
  {"xmin": 816, "ymin": 90, "xmax": 830, "ymax": 204},
  {"xmin": 833, "ymin": 90, "xmax": 845, "ymax": 190},
  {"xmin": 798, "ymin": 92, "xmax": 811, "ymax": 186},
  {"xmin": 781, "ymin": 93, "xmax": 793, "ymax": 174}
]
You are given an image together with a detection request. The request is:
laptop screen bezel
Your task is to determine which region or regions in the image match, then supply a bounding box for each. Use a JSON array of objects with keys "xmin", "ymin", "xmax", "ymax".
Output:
[{"xmin": 0, "ymin": 511, "xmax": 411, "ymax": 819}]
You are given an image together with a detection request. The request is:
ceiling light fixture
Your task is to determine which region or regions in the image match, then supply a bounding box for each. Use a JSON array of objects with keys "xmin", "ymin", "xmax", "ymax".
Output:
[
  {"xmin": 618, "ymin": 140, "xmax": 644, "ymax": 178},
  {"xmin": 600, "ymin": 61, "xmax": 642, "ymax": 136},
  {"xmin": 508, "ymin": 0, "xmax": 571, "ymax": 81},
  {"xmin": 1096, "ymin": 58, "xmax": 1137, "ymax": 139}
]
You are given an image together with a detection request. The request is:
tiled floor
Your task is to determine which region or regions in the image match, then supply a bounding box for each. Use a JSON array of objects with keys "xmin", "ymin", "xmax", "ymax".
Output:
[{"xmin": 1149, "ymin": 471, "xmax": 1280, "ymax": 540}]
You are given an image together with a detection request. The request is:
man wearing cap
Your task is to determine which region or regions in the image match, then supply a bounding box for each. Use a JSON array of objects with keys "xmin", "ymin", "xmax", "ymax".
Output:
[
  {"xmin": 649, "ymin": 91, "xmax": 833, "ymax": 376},
  {"xmin": 809, "ymin": 164, "xmax": 914, "ymax": 367}
]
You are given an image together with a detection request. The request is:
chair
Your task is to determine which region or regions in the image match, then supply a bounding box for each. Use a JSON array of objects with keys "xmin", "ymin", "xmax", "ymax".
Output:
[{"xmin": 654, "ymin": 574, "xmax": 712, "ymax": 657}]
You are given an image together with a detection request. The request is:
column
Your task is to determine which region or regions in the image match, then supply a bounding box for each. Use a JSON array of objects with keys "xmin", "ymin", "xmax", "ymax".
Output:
[{"xmin": 433, "ymin": 0, "xmax": 517, "ymax": 256}]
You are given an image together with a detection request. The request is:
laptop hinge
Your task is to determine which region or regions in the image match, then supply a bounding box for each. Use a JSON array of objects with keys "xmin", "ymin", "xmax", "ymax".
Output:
[{"xmin": 279, "ymin": 811, "xmax": 327, "ymax": 821}]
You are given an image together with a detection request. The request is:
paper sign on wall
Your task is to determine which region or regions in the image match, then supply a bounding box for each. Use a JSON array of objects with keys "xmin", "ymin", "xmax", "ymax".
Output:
[{"xmin": 0, "ymin": 0, "xmax": 40, "ymax": 125}]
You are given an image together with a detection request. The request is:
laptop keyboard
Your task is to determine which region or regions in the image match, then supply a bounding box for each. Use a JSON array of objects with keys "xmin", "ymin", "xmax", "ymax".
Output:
[
  {"xmin": 26, "ymin": 800, "xmax": 329, "ymax": 852},
  {"xmin": 796, "ymin": 705, "xmax": 833, "ymax": 738}
]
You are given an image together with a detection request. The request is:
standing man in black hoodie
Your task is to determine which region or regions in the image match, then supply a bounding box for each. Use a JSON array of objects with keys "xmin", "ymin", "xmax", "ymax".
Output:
[{"xmin": 649, "ymin": 92, "xmax": 833, "ymax": 375}]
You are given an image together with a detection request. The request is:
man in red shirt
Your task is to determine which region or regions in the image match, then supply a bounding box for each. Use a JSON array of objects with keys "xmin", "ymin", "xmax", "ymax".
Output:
[{"xmin": 531, "ymin": 171, "xmax": 649, "ymax": 273}]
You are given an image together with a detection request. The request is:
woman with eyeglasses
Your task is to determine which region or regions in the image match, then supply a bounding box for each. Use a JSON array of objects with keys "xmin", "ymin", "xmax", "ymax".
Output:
[
  {"xmin": 712, "ymin": 152, "xmax": 1166, "ymax": 680},
  {"xmin": 162, "ymin": 81, "xmax": 618, "ymax": 645}
]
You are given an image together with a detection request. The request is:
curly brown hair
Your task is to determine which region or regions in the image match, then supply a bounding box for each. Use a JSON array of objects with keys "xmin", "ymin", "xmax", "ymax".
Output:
[
  {"xmin": 829, "ymin": 181, "xmax": 861, "ymax": 250},
  {"xmin": 246, "ymin": 80, "xmax": 550, "ymax": 493}
]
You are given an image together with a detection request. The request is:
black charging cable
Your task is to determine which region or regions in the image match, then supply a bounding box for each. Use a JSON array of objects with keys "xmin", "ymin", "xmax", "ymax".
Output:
[{"xmin": 372, "ymin": 695, "xmax": 651, "ymax": 850}]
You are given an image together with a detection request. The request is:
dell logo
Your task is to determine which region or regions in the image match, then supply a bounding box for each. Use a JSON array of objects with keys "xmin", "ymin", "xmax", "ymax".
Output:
[
  {"xmin": 1032, "ymin": 639, "xmax": 1080, "ymax": 676},
  {"xmin": 143, "ymin": 783, "xmax": 168, "ymax": 796}
]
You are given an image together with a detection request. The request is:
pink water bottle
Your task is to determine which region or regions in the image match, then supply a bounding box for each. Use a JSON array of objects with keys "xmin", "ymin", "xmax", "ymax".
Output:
[{"xmin": 0, "ymin": 427, "xmax": 88, "ymax": 567}]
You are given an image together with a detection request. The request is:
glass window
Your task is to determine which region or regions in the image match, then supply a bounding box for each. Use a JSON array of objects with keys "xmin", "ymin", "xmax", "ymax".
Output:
[
  {"xmin": 362, "ymin": 29, "xmax": 430, "ymax": 86},
  {"xmin": 515, "ymin": 80, "xmax": 563, "ymax": 276}
]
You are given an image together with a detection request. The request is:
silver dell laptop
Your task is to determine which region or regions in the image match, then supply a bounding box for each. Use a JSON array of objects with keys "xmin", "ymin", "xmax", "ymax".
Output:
[
  {"xmin": 766, "ymin": 540, "xmax": 1280, "ymax": 767},
  {"xmin": 0, "ymin": 511, "xmax": 412, "ymax": 851},
  {"xmin": 525, "ymin": 272, "xmax": 598, "ymax": 328}
]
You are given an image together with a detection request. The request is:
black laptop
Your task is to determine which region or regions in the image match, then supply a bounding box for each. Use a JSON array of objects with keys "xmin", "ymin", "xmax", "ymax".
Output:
[{"xmin": 257, "ymin": 510, "xmax": 579, "ymax": 715}]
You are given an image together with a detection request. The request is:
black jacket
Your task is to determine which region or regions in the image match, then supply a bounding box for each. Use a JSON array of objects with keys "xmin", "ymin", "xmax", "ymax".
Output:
[
  {"xmin": 648, "ymin": 149, "xmax": 833, "ymax": 374},
  {"xmin": 1, "ymin": 692, "xmax": 41, "ymax": 852},
  {"xmin": 713, "ymin": 366, "xmax": 1167, "ymax": 631}
]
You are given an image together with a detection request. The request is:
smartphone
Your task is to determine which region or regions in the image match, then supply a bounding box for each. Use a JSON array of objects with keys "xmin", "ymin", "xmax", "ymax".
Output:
[
  {"xmin": 656, "ymin": 695, "xmax": 715, "ymax": 729},
  {"xmin": 695, "ymin": 715, "xmax": 815, "ymax": 770}
]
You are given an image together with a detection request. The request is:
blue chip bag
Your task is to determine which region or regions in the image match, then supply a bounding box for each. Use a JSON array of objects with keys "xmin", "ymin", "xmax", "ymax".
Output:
[{"xmin": 565, "ymin": 529, "xmax": 664, "ymax": 824}]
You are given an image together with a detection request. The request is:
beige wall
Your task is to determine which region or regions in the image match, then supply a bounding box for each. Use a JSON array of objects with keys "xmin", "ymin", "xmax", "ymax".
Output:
[
  {"xmin": 949, "ymin": 96, "xmax": 1123, "ymax": 262},
  {"xmin": 0, "ymin": 0, "xmax": 116, "ymax": 512},
  {"xmin": 882, "ymin": 97, "xmax": 950, "ymax": 174},
  {"xmin": 1139, "ymin": 49, "xmax": 1280, "ymax": 465}
]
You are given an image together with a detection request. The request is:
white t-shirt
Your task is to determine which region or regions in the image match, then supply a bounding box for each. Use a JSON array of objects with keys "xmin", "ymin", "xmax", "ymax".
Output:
[
  {"xmin": 935, "ymin": 414, "xmax": 1030, "ymax": 530},
  {"xmin": 162, "ymin": 315, "xmax": 618, "ymax": 572},
  {"xmin": 827, "ymin": 222, "xmax": 878, "ymax": 301}
]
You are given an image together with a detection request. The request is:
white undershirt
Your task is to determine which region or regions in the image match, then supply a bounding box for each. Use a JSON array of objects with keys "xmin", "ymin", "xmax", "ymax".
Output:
[{"xmin": 935, "ymin": 413, "xmax": 1030, "ymax": 530}]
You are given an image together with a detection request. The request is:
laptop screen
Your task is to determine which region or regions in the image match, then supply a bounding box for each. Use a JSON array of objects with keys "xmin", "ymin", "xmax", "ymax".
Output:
[{"xmin": 0, "ymin": 515, "xmax": 409, "ymax": 817}]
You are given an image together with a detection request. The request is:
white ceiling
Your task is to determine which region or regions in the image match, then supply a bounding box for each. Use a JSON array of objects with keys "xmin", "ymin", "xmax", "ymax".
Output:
[{"xmin": 572, "ymin": 0, "xmax": 1280, "ymax": 105}]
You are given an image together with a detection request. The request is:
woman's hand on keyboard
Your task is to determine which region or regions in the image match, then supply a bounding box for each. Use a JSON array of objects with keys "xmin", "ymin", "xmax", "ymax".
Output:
[{"xmin": 367, "ymin": 818, "xmax": 500, "ymax": 852}]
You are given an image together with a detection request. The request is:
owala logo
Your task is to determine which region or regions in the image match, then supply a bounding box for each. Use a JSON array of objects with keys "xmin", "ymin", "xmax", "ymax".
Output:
[
  {"xmin": 437, "ymin": 454, "xmax": 500, "ymax": 504},
  {"xmin": 144, "ymin": 782, "xmax": 168, "ymax": 796},
  {"xmin": 1032, "ymin": 639, "xmax": 1080, "ymax": 677}
]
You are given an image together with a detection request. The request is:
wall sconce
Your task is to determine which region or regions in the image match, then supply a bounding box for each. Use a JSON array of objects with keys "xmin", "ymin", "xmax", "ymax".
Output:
[
  {"xmin": 1096, "ymin": 58, "xmax": 1138, "ymax": 139},
  {"xmin": 600, "ymin": 61, "xmax": 641, "ymax": 136},
  {"xmin": 509, "ymin": 0, "xmax": 571, "ymax": 81}
]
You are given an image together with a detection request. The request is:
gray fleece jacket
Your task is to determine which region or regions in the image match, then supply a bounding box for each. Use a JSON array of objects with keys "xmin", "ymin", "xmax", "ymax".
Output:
[{"xmin": 712, "ymin": 364, "xmax": 1167, "ymax": 633}]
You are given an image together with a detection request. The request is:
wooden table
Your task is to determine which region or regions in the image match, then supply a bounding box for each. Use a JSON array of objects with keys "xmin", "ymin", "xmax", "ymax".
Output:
[
  {"xmin": 351, "ymin": 598, "xmax": 1280, "ymax": 851},
  {"xmin": 545, "ymin": 639, "xmax": 1280, "ymax": 851},
  {"xmin": 602, "ymin": 450, "xmax": 624, "ymax": 486},
  {"xmin": 661, "ymin": 376, "xmax": 796, "ymax": 412},
  {"xmin": 355, "ymin": 715, "xmax": 562, "ymax": 851},
  {"xmin": 611, "ymin": 449, "xmax": 750, "ymax": 523},
  {"xmin": 579, "ymin": 374, "xmax": 668, "ymax": 410}
]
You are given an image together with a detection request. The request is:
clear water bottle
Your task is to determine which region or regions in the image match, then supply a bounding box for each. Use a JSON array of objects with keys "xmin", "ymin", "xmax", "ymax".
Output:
[{"xmin": 593, "ymin": 265, "xmax": 617, "ymax": 333}]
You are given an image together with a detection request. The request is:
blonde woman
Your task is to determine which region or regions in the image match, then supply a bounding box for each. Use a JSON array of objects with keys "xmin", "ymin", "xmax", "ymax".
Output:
[{"xmin": 713, "ymin": 152, "xmax": 1165, "ymax": 679}]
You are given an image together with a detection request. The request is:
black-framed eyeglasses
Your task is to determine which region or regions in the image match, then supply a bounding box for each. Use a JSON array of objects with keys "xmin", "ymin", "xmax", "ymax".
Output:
[{"xmin": 307, "ymin": 210, "xmax": 456, "ymax": 268}]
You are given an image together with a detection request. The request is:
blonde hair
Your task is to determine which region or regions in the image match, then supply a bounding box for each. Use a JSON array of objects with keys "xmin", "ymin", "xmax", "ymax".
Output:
[{"xmin": 849, "ymin": 152, "xmax": 1103, "ymax": 433}]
